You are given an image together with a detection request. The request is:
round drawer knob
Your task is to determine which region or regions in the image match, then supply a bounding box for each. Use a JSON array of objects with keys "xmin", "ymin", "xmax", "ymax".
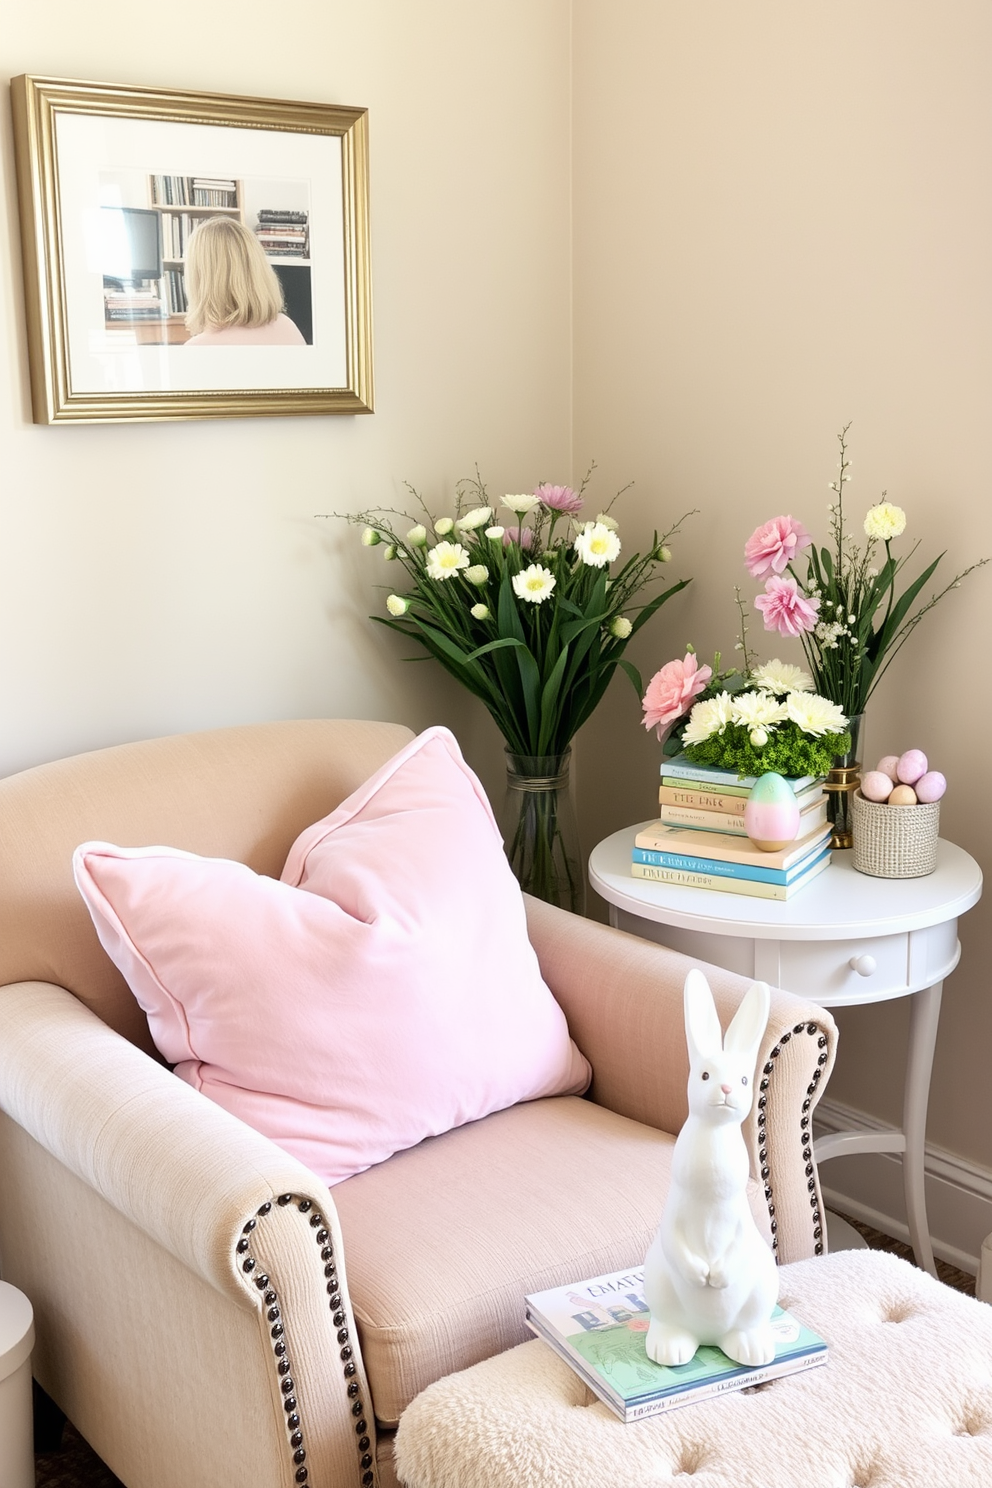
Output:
[{"xmin": 850, "ymin": 954, "xmax": 877, "ymax": 977}]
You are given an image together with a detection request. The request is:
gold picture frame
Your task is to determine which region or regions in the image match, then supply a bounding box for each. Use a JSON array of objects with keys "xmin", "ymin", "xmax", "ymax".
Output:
[{"xmin": 11, "ymin": 75, "xmax": 374, "ymax": 423}]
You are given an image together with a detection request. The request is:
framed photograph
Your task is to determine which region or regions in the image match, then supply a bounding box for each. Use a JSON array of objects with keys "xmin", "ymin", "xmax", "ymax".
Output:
[{"xmin": 11, "ymin": 75, "xmax": 373, "ymax": 423}]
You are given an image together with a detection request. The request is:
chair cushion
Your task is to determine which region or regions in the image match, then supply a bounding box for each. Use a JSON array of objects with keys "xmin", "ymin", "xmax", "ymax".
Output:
[
  {"xmin": 332, "ymin": 1094, "xmax": 773, "ymax": 1426},
  {"xmin": 72, "ymin": 726, "xmax": 590, "ymax": 1186}
]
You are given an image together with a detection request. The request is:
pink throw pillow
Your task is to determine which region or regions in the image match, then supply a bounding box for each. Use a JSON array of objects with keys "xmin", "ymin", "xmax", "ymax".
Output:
[{"xmin": 73, "ymin": 727, "xmax": 591, "ymax": 1184}]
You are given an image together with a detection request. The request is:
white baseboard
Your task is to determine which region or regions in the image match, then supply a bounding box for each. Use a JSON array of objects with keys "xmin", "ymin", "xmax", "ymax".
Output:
[{"xmin": 813, "ymin": 1097, "xmax": 992, "ymax": 1277}]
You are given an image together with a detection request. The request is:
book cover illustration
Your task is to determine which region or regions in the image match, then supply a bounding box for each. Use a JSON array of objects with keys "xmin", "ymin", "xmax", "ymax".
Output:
[{"xmin": 526, "ymin": 1265, "xmax": 827, "ymax": 1417}]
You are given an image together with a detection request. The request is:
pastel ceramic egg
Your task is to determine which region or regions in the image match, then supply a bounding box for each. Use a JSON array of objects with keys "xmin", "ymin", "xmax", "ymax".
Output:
[
  {"xmin": 897, "ymin": 749, "xmax": 928, "ymax": 785},
  {"xmin": 876, "ymin": 755, "xmax": 901, "ymax": 782},
  {"xmin": 915, "ymin": 770, "xmax": 946, "ymax": 803},
  {"xmin": 889, "ymin": 783, "xmax": 918, "ymax": 806},
  {"xmin": 861, "ymin": 770, "xmax": 894, "ymax": 803},
  {"xmin": 744, "ymin": 773, "xmax": 801, "ymax": 852}
]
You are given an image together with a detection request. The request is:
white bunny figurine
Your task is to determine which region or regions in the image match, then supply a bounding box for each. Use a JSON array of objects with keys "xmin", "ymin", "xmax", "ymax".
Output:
[{"xmin": 643, "ymin": 968, "xmax": 778, "ymax": 1368}]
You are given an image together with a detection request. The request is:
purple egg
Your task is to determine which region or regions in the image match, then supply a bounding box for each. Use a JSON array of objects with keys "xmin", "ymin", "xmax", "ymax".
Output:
[
  {"xmin": 861, "ymin": 771, "xmax": 893, "ymax": 802},
  {"xmin": 897, "ymin": 749, "xmax": 928, "ymax": 785},
  {"xmin": 915, "ymin": 771, "xmax": 946, "ymax": 803}
]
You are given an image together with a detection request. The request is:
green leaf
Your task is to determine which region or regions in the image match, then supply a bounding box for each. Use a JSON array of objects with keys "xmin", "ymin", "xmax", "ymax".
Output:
[
  {"xmin": 616, "ymin": 658, "xmax": 644, "ymax": 697},
  {"xmin": 537, "ymin": 645, "xmax": 572, "ymax": 754}
]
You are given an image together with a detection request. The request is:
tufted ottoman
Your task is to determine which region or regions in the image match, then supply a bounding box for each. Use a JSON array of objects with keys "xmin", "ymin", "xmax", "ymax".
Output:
[{"xmin": 394, "ymin": 1249, "xmax": 992, "ymax": 1488}]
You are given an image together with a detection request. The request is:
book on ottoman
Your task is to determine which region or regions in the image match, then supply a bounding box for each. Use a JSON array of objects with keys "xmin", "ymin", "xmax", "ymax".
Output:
[{"xmin": 524, "ymin": 1264, "xmax": 827, "ymax": 1422}]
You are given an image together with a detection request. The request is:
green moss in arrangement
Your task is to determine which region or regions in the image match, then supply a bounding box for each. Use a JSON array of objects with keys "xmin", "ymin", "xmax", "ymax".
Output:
[{"xmin": 682, "ymin": 721, "xmax": 850, "ymax": 781}]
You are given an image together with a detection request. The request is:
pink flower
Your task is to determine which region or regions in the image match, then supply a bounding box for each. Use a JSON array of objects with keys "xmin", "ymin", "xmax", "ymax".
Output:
[
  {"xmin": 502, "ymin": 525, "xmax": 534, "ymax": 550},
  {"xmin": 744, "ymin": 515, "xmax": 812, "ymax": 579},
  {"xmin": 754, "ymin": 576, "xmax": 821, "ymax": 637},
  {"xmin": 641, "ymin": 654, "xmax": 712, "ymax": 740},
  {"xmin": 535, "ymin": 483, "xmax": 583, "ymax": 515}
]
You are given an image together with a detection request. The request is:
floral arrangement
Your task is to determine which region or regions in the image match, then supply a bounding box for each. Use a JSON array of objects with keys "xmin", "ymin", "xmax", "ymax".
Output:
[
  {"xmin": 742, "ymin": 424, "xmax": 988, "ymax": 718},
  {"xmin": 342, "ymin": 468, "xmax": 693, "ymax": 759},
  {"xmin": 643, "ymin": 650, "xmax": 850, "ymax": 780}
]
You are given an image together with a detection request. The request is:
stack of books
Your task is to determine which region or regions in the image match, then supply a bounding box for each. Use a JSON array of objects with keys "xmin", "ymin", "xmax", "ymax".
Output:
[
  {"xmin": 255, "ymin": 209, "xmax": 310, "ymax": 258},
  {"xmin": 525, "ymin": 1263, "xmax": 828, "ymax": 1421},
  {"xmin": 632, "ymin": 753, "xmax": 831, "ymax": 900}
]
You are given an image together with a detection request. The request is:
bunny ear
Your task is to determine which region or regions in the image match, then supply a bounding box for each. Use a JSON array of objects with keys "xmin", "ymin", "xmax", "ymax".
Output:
[
  {"xmin": 724, "ymin": 980, "xmax": 771, "ymax": 1058},
  {"xmin": 684, "ymin": 969, "xmax": 723, "ymax": 1062}
]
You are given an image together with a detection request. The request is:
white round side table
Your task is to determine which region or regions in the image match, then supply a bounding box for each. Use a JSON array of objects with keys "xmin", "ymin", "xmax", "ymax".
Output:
[
  {"xmin": 589, "ymin": 829, "xmax": 983, "ymax": 1277},
  {"xmin": 0, "ymin": 1281, "xmax": 34, "ymax": 1488}
]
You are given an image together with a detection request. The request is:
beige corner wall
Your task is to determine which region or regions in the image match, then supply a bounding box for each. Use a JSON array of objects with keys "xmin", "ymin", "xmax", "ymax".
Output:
[
  {"xmin": 0, "ymin": 0, "xmax": 572, "ymax": 803},
  {"xmin": 572, "ymin": 0, "xmax": 992, "ymax": 1222},
  {"xmin": 3, "ymin": 0, "xmax": 990, "ymax": 1252}
]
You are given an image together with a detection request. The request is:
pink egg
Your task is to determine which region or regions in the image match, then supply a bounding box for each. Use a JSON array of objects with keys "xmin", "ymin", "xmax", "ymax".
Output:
[
  {"xmin": 861, "ymin": 771, "xmax": 894, "ymax": 802},
  {"xmin": 876, "ymin": 755, "xmax": 901, "ymax": 782},
  {"xmin": 915, "ymin": 771, "xmax": 946, "ymax": 803},
  {"xmin": 889, "ymin": 784, "xmax": 918, "ymax": 806},
  {"xmin": 896, "ymin": 749, "xmax": 928, "ymax": 785}
]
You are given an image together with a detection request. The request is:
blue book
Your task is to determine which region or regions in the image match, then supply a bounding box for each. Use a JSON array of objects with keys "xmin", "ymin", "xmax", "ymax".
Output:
[
  {"xmin": 632, "ymin": 843, "xmax": 831, "ymax": 886},
  {"xmin": 662, "ymin": 752, "xmax": 819, "ymax": 794}
]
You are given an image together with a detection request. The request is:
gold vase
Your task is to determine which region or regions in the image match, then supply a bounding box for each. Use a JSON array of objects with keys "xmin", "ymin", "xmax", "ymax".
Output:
[{"xmin": 824, "ymin": 713, "xmax": 864, "ymax": 850}]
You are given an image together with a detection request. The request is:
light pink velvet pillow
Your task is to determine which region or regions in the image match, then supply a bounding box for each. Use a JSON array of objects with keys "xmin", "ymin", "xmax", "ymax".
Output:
[{"xmin": 72, "ymin": 726, "xmax": 591, "ymax": 1184}]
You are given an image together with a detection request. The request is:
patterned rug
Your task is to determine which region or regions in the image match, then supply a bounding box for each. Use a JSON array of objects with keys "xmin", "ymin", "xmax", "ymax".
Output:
[{"xmin": 32, "ymin": 1215, "xmax": 978, "ymax": 1487}]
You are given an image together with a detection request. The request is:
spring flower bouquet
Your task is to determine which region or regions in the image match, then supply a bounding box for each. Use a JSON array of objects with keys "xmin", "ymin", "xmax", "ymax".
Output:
[
  {"xmin": 342, "ymin": 469, "xmax": 693, "ymax": 910},
  {"xmin": 642, "ymin": 651, "xmax": 851, "ymax": 781},
  {"xmin": 743, "ymin": 425, "xmax": 988, "ymax": 720}
]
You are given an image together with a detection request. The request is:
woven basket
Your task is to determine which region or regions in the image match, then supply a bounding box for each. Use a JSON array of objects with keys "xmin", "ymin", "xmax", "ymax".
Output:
[{"xmin": 852, "ymin": 789, "xmax": 940, "ymax": 878}]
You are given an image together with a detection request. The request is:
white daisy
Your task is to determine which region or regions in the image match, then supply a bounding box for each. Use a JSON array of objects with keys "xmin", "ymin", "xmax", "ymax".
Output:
[
  {"xmin": 456, "ymin": 506, "xmax": 492, "ymax": 532},
  {"xmin": 574, "ymin": 521, "xmax": 622, "ymax": 568},
  {"xmin": 386, "ymin": 595, "xmax": 410, "ymax": 616},
  {"xmin": 434, "ymin": 516, "xmax": 455, "ymax": 536},
  {"xmin": 464, "ymin": 565, "xmax": 489, "ymax": 586},
  {"xmin": 502, "ymin": 494, "xmax": 540, "ymax": 516},
  {"xmin": 511, "ymin": 564, "xmax": 556, "ymax": 604},
  {"xmin": 426, "ymin": 541, "xmax": 471, "ymax": 581}
]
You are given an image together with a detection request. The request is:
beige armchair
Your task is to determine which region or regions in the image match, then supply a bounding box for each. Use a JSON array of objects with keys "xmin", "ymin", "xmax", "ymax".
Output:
[{"xmin": 0, "ymin": 720, "xmax": 837, "ymax": 1488}]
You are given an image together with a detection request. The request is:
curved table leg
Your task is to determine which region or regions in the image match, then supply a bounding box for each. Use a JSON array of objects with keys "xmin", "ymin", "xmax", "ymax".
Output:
[{"xmin": 904, "ymin": 980, "xmax": 943, "ymax": 1277}]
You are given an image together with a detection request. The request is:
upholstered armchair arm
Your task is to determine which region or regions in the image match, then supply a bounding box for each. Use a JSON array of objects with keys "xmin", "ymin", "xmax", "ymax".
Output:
[
  {"xmin": 0, "ymin": 982, "xmax": 375, "ymax": 1488},
  {"xmin": 523, "ymin": 899, "xmax": 838, "ymax": 1263}
]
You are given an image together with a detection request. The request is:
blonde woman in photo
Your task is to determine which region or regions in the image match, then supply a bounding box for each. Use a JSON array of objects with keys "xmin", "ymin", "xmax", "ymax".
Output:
[{"xmin": 183, "ymin": 216, "xmax": 306, "ymax": 345}]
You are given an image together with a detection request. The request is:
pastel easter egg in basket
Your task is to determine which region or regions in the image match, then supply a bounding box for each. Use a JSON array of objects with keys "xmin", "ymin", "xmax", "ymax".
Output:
[
  {"xmin": 896, "ymin": 749, "xmax": 928, "ymax": 785},
  {"xmin": 861, "ymin": 770, "xmax": 894, "ymax": 803},
  {"xmin": 744, "ymin": 772, "xmax": 801, "ymax": 852},
  {"xmin": 888, "ymin": 783, "xmax": 918, "ymax": 806},
  {"xmin": 876, "ymin": 755, "xmax": 901, "ymax": 783},
  {"xmin": 915, "ymin": 771, "xmax": 947, "ymax": 803}
]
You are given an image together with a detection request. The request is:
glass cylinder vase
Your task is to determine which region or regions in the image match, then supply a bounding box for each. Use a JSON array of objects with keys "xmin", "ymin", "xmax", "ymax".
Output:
[
  {"xmin": 499, "ymin": 749, "xmax": 586, "ymax": 915},
  {"xmin": 824, "ymin": 712, "xmax": 865, "ymax": 850}
]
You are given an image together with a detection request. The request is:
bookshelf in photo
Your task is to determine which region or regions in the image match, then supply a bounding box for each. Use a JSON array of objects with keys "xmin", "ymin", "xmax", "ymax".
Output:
[{"xmin": 102, "ymin": 174, "xmax": 313, "ymax": 345}]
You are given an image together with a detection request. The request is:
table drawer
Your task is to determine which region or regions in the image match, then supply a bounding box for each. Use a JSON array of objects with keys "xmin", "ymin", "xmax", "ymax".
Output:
[{"xmin": 756, "ymin": 933, "xmax": 911, "ymax": 1004}]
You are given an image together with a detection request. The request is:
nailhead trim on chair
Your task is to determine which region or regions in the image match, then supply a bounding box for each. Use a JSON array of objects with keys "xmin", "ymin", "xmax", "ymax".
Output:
[
  {"xmin": 756, "ymin": 1022, "xmax": 826, "ymax": 1261},
  {"xmin": 237, "ymin": 1195, "xmax": 375, "ymax": 1488}
]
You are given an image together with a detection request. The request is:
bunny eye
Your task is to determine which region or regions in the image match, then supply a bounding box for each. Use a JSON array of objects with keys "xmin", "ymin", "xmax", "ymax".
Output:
[
  {"xmin": 741, "ymin": 1075, "xmax": 748, "ymax": 1086},
  {"xmin": 701, "ymin": 1071, "xmax": 710, "ymax": 1081}
]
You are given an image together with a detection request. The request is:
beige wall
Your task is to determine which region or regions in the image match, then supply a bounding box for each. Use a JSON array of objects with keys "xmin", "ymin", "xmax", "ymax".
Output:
[
  {"xmin": 0, "ymin": 1, "xmax": 572, "ymax": 804},
  {"xmin": 3, "ymin": 1, "xmax": 991, "ymax": 1240},
  {"xmin": 572, "ymin": 1, "xmax": 992, "ymax": 1199}
]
